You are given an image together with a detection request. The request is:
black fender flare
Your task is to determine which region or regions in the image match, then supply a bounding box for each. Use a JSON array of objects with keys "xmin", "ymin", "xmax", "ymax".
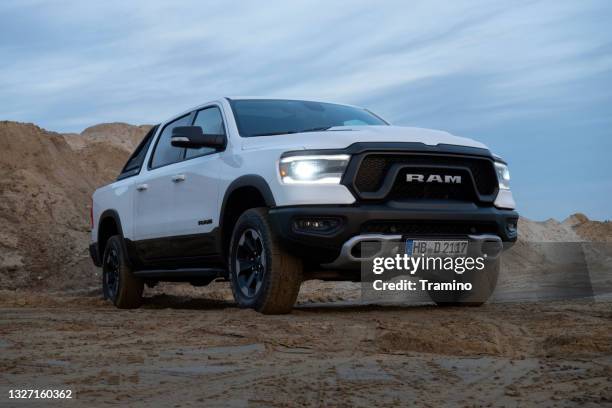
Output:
[
  {"xmin": 98, "ymin": 209, "xmax": 125, "ymax": 242},
  {"xmin": 218, "ymin": 175, "xmax": 276, "ymax": 253},
  {"xmin": 97, "ymin": 209, "xmax": 137, "ymax": 267}
]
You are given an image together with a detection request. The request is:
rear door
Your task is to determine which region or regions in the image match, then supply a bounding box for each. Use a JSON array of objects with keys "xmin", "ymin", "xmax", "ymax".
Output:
[{"xmin": 132, "ymin": 113, "xmax": 192, "ymax": 261}]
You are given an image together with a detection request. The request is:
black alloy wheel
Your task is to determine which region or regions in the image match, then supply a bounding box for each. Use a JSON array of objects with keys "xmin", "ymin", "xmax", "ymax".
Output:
[
  {"xmin": 228, "ymin": 208, "xmax": 303, "ymax": 314},
  {"xmin": 103, "ymin": 246, "xmax": 120, "ymax": 300},
  {"xmin": 101, "ymin": 235, "xmax": 144, "ymax": 309},
  {"xmin": 235, "ymin": 228, "xmax": 266, "ymax": 298}
]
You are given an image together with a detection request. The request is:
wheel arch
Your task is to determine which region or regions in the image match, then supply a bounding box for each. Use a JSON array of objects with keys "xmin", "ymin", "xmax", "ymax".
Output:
[
  {"xmin": 97, "ymin": 209, "xmax": 128, "ymax": 266},
  {"xmin": 219, "ymin": 175, "xmax": 276, "ymax": 260}
]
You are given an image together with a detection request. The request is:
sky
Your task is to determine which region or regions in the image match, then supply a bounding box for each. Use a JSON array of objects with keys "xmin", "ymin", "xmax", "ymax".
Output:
[{"xmin": 1, "ymin": 0, "xmax": 611, "ymax": 221}]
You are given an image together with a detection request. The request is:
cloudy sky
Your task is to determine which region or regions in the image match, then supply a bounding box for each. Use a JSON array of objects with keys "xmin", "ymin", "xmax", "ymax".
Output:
[{"xmin": 1, "ymin": 0, "xmax": 611, "ymax": 220}]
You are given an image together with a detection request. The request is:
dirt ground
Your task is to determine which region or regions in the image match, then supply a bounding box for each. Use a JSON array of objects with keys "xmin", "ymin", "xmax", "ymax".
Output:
[{"xmin": 0, "ymin": 289, "xmax": 610, "ymax": 407}]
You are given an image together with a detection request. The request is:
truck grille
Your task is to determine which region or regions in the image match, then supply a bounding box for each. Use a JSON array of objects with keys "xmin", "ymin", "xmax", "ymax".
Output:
[{"xmin": 352, "ymin": 153, "xmax": 497, "ymax": 203}]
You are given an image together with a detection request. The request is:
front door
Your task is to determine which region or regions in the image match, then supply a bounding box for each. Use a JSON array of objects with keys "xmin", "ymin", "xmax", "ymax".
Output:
[
  {"xmin": 169, "ymin": 106, "xmax": 225, "ymax": 258},
  {"xmin": 133, "ymin": 113, "xmax": 192, "ymax": 261}
]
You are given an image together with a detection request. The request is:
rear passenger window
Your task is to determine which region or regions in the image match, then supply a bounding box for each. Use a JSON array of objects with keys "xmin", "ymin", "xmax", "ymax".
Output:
[
  {"xmin": 117, "ymin": 125, "xmax": 158, "ymax": 180},
  {"xmin": 150, "ymin": 115, "xmax": 192, "ymax": 168},
  {"xmin": 185, "ymin": 106, "xmax": 226, "ymax": 159}
]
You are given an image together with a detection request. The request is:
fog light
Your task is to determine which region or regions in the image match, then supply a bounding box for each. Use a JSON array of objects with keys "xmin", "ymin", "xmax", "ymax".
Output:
[
  {"xmin": 293, "ymin": 218, "xmax": 341, "ymax": 234},
  {"xmin": 507, "ymin": 220, "xmax": 517, "ymax": 235}
]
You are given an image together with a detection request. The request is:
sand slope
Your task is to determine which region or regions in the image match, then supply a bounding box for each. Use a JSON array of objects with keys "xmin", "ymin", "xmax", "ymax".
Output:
[{"xmin": 0, "ymin": 121, "xmax": 150, "ymax": 290}]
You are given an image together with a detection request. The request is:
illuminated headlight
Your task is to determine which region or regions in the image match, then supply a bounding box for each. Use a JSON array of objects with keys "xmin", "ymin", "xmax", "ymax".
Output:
[
  {"xmin": 494, "ymin": 162, "xmax": 511, "ymax": 190},
  {"xmin": 279, "ymin": 155, "xmax": 350, "ymax": 184}
]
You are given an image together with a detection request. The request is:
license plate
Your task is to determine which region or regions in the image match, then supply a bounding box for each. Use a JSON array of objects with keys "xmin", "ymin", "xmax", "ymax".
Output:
[{"xmin": 406, "ymin": 240, "xmax": 468, "ymax": 257}]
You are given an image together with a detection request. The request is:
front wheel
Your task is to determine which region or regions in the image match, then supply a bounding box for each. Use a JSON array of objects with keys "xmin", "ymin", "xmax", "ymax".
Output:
[
  {"xmin": 102, "ymin": 235, "xmax": 144, "ymax": 309},
  {"xmin": 228, "ymin": 208, "xmax": 303, "ymax": 314}
]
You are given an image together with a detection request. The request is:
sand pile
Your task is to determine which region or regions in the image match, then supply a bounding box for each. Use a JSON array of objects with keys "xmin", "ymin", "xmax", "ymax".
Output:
[
  {"xmin": 0, "ymin": 121, "xmax": 150, "ymax": 290},
  {"xmin": 63, "ymin": 122, "xmax": 151, "ymax": 153},
  {"xmin": 517, "ymin": 213, "xmax": 611, "ymax": 243},
  {"xmin": 518, "ymin": 217, "xmax": 581, "ymax": 242},
  {"xmin": 570, "ymin": 215, "xmax": 612, "ymax": 242}
]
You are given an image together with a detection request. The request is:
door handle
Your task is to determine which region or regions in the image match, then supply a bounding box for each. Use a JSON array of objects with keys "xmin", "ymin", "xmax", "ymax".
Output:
[
  {"xmin": 136, "ymin": 184, "xmax": 148, "ymax": 191},
  {"xmin": 172, "ymin": 174, "xmax": 186, "ymax": 183}
]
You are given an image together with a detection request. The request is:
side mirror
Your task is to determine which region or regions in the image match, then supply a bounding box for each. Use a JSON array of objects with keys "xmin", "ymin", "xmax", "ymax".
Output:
[{"xmin": 171, "ymin": 126, "xmax": 226, "ymax": 149}]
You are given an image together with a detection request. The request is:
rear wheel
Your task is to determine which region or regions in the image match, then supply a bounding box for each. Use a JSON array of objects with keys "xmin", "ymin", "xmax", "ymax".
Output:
[
  {"xmin": 102, "ymin": 235, "xmax": 144, "ymax": 309},
  {"xmin": 427, "ymin": 258, "xmax": 500, "ymax": 307},
  {"xmin": 229, "ymin": 208, "xmax": 303, "ymax": 314}
]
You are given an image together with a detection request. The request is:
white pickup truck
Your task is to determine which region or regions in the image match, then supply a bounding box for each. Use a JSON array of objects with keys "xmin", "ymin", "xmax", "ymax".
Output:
[{"xmin": 90, "ymin": 98, "xmax": 518, "ymax": 313}]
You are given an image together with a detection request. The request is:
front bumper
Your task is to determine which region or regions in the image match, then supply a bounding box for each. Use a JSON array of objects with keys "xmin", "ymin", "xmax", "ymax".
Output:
[{"xmin": 268, "ymin": 203, "xmax": 518, "ymax": 265}]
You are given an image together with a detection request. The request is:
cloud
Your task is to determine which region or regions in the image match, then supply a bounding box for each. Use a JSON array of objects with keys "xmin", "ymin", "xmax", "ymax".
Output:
[{"xmin": 0, "ymin": 0, "xmax": 611, "ymax": 219}]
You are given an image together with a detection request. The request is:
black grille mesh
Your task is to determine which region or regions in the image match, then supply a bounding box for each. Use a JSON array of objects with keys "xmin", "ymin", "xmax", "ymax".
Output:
[{"xmin": 354, "ymin": 154, "xmax": 497, "ymax": 197}]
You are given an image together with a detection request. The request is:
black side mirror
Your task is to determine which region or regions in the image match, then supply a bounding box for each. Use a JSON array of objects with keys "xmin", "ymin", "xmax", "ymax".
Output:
[{"xmin": 171, "ymin": 126, "xmax": 226, "ymax": 149}]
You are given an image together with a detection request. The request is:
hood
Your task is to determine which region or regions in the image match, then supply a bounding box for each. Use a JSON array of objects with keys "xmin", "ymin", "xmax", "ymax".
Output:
[{"xmin": 240, "ymin": 125, "xmax": 488, "ymax": 151}]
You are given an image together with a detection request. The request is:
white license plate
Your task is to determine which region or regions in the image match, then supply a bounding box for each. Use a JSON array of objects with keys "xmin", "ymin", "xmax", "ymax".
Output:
[{"xmin": 406, "ymin": 240, "xmax": 468, "ymax": 257}]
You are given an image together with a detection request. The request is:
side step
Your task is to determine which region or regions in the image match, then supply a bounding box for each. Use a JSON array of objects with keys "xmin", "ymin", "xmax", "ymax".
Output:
[{"xmin": 133, "ymin": 268, "xmax": 225, "ymax": 280}]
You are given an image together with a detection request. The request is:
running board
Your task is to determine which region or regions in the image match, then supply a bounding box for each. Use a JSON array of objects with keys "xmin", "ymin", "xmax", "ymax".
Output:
[{"xmin": 133, "ymin": 268, "xmax": 225, "ymax": 280}]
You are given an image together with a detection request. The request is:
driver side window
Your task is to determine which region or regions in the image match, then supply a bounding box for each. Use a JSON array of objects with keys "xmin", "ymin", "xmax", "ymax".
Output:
[{"xmin": 185, "ymin": 106, "xmax": 226, "ymax": 159}]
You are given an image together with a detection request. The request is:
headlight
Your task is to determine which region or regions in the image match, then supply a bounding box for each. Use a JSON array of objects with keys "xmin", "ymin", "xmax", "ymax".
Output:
[
  {"xmin": 494, "ymin": 162, "xmax": 511, "ymax": 190},
  {"xmin": 279, "ymin": 154, "xmax": 350, "ymax": 184}
]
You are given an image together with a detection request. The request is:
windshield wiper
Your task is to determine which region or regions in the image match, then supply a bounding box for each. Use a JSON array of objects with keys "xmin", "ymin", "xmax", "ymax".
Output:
[
  {"xmin": 251, "ymin": 131, "xmax": 298, "ymax": 136},
  {"xmin": 300, "ymin": 126, "xmax": 332, "ymax": 132},
  {"xmin": 251, "ymin": 127, "xmax": 332, "ymax": 137}
]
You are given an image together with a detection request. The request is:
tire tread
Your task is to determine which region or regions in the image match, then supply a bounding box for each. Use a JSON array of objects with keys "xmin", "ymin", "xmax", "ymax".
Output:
[
  {"xmin": 104, "ymin": 235, "xmax": 144, "ymax": 309},
  {"xmin": 229, "ymin": 208, "xmax": 303, "ymax": 314}
]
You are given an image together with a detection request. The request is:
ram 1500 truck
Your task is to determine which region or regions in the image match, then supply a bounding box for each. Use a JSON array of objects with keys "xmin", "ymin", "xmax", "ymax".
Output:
[{"xmin": 90, "ymin": 98, "xmax": 518, "ymax": 313}]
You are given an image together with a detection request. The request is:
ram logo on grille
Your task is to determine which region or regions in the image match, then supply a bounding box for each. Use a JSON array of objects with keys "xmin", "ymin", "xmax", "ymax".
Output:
[{"xmin": 406, "ymin": 174, "xmax": 462, "ymax": 184}]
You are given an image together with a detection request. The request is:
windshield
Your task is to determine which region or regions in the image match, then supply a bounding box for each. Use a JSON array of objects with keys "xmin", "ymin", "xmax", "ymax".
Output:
[{"xmin": 229, "ymin": 99, "xmax": 388, "ymax": 137}]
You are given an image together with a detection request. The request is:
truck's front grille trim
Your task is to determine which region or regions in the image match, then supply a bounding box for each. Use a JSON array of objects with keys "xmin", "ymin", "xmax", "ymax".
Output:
[{"xmin": 351, "ymin": 152, "xmax": 498, "ymax": 203}]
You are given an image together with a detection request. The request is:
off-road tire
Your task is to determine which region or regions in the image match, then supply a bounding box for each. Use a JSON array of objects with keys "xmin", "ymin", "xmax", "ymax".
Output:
[
  {"xmin": 102, "ymin": 235, "xmax": 144, "ymax": 309},
  {"xmin": 229, "ymin": 208, "xmax": 303, "ymax": 314},
  {"xmin": 427, "ymin": 258, "xmax": 500, "ymax": 307}
]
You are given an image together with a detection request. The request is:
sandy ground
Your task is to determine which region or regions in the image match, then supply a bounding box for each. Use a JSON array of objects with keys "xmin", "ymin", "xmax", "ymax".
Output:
[{"xmin": 0, "ymin": 290, "xmax": 610, "ymax": 407}]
